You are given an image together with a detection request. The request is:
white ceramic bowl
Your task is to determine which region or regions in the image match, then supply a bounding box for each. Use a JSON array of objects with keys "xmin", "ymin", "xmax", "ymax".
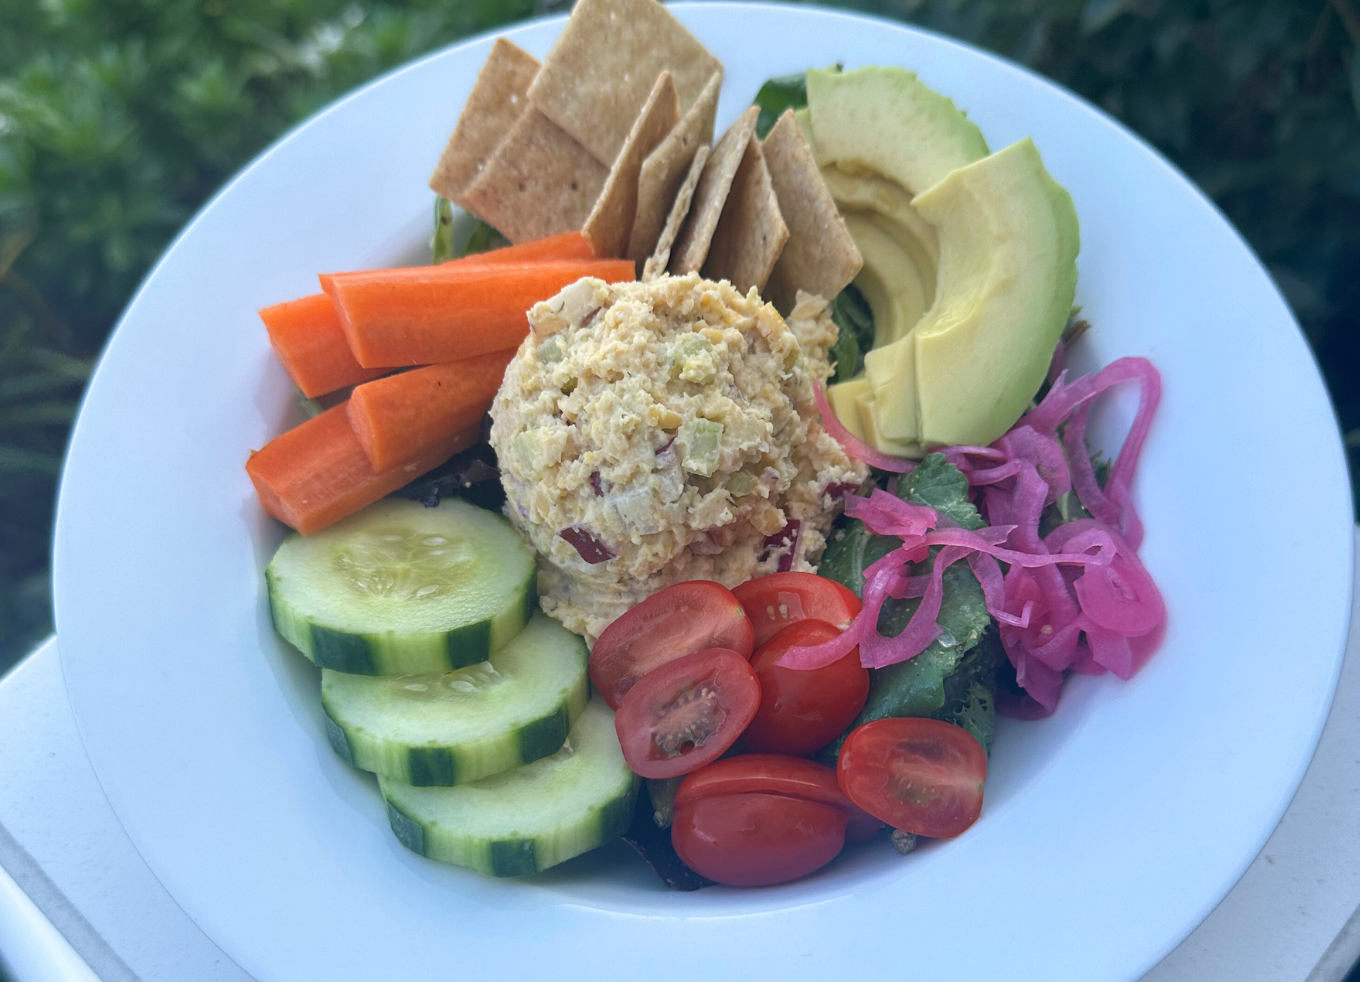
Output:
[{"xmin": 54, "ymin": 5, "xmax": 1353, "ymax": 980}]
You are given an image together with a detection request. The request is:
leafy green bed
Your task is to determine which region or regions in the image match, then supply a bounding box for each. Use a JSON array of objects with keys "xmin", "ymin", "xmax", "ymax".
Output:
[{"xmin": 1, "ymin": 0, "xmax": 1356, "ymax": 674}]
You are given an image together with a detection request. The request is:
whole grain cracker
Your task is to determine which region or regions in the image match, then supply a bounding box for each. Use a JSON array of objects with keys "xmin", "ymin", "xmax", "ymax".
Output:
[
  {"xmin": 762, "ymin": 108, "xmax": 864, "ymax": 314},
  {"xmin": 526, "ymin": 0, "xmax": 722, "ymax": 167},
  {"xmin": 582, "ymin": 71, "xmax": 680, "ymax": 259},
  {"xmin": 459, "ymin": 108, "xmax": 607, "ymax": 244},
  {"xmin": 643, "ymin": 144, "xmax": 711, "ymax": 281},
  {"xmin": 702, "ymin": 135, "xmax": 789, "ymax": 294},
  {"xmin": 429, "ymin": 38, "xmax": 541, "ymax": 201},
  {"xmin": 667, "ymin": 106, "xmax": 759, "ymax": 276},
  {"xmin": 626, "ymin": 71, "xmax": 721, "ymax": 265}
]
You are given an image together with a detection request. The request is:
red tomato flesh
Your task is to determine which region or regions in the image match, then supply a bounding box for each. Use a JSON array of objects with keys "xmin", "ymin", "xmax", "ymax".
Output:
[
  {"xmin": 740, "ymin": 620, "xmax": 869, "ymax": 756},
  {"xmin": 613, "ymin": 648, "xmax": 760, "ymax": 779},
  {"xmin": 677, "ymin": 752, "xmax": 883, "ymax": 845},
  {"xmin": 732, "ymin": 572, "xmax": 861, "ymax": 647},
  {"xmin": 671, "ymin": 792, "xmax": 848, "ymax": 887},
  {"xmin": 676, "ymin": 753, "xmax": 845, "ymax": 809},
  {"xmin": 590, "ymin": 581, "xmax": 754, "ymax": 709},
  {"xmin": 837, "ymin": 718, "xmax": 987, "ymax": 839}
]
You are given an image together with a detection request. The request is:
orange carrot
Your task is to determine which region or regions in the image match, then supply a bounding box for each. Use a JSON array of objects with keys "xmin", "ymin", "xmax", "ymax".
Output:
[
  {"xmin": 320, "ymin": 258, "xmax": 634, "ymax": 368},
  {"xmin": 453, "ymin": 231, "xmax": 596, "ymax": 264},
  {"xmin": 260, "ymin": 294, "xmax": 388, "ymax": 399},
  {"xmin": 261, "ymin": 233, "xmax": 592, "ymax": 396},
  {"xmin": 348, "ymin": 349, "xmax": 514, "ymax": 472},
  {"xmin": 246, "ymin": 404, "xmax": 478, "ymax": 535}
]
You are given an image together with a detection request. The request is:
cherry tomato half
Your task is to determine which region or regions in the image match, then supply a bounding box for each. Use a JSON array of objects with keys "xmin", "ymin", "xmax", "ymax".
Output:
[
  {"xmin": 614, "ymin": 647, "xmax": 760, "ymax": 779},
  {"xmin": 672, "ymin": 792, "xmax": 848, "ymax": 887},
  {"xmin": 732, "ymin": 572, "xmax": 861, "ymax": 647},
  {"xmin": 676, "ymin": 753, "xmax": 845, "ymax": 809},
  {"xmin": 740, "ymin": 620, "xmax": 869, "ymax": 756},
  {"xmin": 591, "ymin": 581, "xmax": 755, "ymax": 709},
  {"xmin": 837, "ymin": 718, "xmax": 987, "ymax": 839},
  {"xmin": 676, "ymin": 752, "xmax": 882, "ymax": 844}
]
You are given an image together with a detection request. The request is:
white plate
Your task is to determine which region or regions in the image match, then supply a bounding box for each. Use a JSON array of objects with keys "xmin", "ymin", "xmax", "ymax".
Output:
[{"xmin": 54, "ymin": 5, "xmax": 1352, "ymax": 981}]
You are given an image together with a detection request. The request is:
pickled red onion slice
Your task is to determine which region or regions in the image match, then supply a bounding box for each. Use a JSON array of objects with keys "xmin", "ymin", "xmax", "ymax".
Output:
[{"xmin": 813, "ymin": 381, "xmax": 915, "ymax": 474}]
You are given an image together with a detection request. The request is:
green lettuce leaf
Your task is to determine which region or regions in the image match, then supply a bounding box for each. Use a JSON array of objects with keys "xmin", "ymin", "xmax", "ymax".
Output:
[
  {"xmin": 459, "ymin": 219, "xmax": 510, "ymax": 258},
  {"xmin": 931, "ymin": 629, "xmax": 1006, "ymax": 751},
  {"xmin": 431, "ymin": 196, "xmax": 456, "ymax": 264},
  {"xmin": 816, "ymin": 455, "xmax": 995, "ymax": 759},
  {"xmin": 898, "ymin": 452, "xmax": 984, "ymax": 530},
  {"xmin": 829, "ymin": 284, "xmax": 874, "ymax": 382},
  {"xmin": 860, "ymin": 561, "xmax": 992, "ymax": 718},
  {"xmin": 752, "ymin": 72, "xmax": 808, "ymax": 139},
  {"xmin": 818, "ymin": 517, "xmax": 898, "ymax": 598}
]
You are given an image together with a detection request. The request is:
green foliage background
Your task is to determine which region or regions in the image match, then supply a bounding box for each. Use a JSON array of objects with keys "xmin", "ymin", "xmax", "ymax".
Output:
[{"xmin": 0, "ymin": 0, "xmax": 1357, "ymax": 674}]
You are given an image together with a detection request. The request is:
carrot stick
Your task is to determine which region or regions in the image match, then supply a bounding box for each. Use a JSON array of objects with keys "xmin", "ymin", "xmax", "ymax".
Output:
[
  {"xmin": 454, "ymin": 231, "xmax": 596, "ymax": 264},
  {"xmin": 348, "ymin": 349, "xmax": 514, "ymax": 472},
  {"xmin": 246, "ymin": 404, "xmax": 478, "ymax": 535},
  {"xmin": 260, "ymin": 295, "xmax": 388, "ymax": 399},
  {"xmin": 261, "ymin": 233, "xmax": 593, "ymax": 396},
  {"xmin": 320, "ymin": 258, "xmax": 634, "ymax": 368}
]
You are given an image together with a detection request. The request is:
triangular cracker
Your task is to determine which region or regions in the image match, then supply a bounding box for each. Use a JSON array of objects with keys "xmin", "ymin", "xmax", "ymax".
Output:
[
  {"xmin": 582, "ymin": 71, "xmax": 680, "ymax": 259},
  {"xmin": 703, "ymin": 136, "xmax": 789, "ymax": 294},
  {"xmin": 459, "ymin": 108, "xmax": 607, "ymax": 244},
  {"xmin": 429, "ymin": 38, "xmax": 540, "ymax": 201},
  {"xmin": 762, "ymin": 108, "xmax": 864, "ymax": 313},
  {"xmin": 526, "ymin": 0, "xmax": 723, "ymax": 167},
  {"xmin": 667, "ymin": 106, "xmax": 760, "ymax": 276},
  {"xmin": 643, "ymin": 144, "xmax": 711, "ymax": 281},
  {"xmin": 627, "ymin": 71, "xmax": 721, "ymax": 264}
]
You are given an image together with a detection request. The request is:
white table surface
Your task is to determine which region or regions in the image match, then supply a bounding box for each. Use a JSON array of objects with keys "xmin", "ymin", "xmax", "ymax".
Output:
[{"xmin": 2, "ymin": 534, "xmax": 1359, "ymax": 982}]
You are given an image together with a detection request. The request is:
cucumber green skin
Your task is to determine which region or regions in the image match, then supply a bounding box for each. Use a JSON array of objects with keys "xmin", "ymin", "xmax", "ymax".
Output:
[
  {"xmin": 321, "ymin": 671, "xmax": 588, "ymax": 786},
  {"xmin": 267, "ymin": 563, "xmax": 537, "ymax": 676},
  {"xmin": 383, "ymin": 777, "xmax": 636, "ymax": 875},
  {"xmin": 384, "ymin": 778, "xmax": 637, "ymax": 877},
  {"xmin": 378, "ymin": 699, "xmax": 637, "ymax": 876}
]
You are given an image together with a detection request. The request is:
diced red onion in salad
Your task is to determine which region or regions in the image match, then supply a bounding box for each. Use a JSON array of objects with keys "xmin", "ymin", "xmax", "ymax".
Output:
[
  {"xmin": 825, "ymin": 482, "xmax": 860, "ymax": 501},
  {"xmin": 558, "ymin": 525, "xmax": 615, "ymax": 564},
  {"xmin": 761, "ymin": 519, "xmax": 802, "ymax": 573},
  {"xmin": 783, "ymin": 357, "xmax": 1165, "ymax": 719}
]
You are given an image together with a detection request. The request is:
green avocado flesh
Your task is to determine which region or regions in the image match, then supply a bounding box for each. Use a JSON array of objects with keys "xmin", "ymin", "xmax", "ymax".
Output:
[
  {"xmin": 812, "ymin": 67, "xmax": 1079, "ymax": 453},
  {"xmin": 807, "ymin": 66, "xmax": 988, "ymax": 195}
]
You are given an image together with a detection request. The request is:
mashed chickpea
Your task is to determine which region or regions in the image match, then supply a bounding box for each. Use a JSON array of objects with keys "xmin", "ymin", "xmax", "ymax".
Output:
[{"xmin": 489, "ymin": 273, "xmax": 866, "ymax": 642}]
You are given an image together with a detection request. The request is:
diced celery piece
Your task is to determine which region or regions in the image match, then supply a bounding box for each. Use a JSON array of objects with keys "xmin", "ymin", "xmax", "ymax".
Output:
[
  {"xmin": 682, "ymin": 419, "xmax": 723, "ymax": 476},
  {"xmin": 726, "ymin": 471, "xmax": 757, "ymax": 496},
  {"xmin": 538, "ymin": 336, "xmax": 563, "ymax": 364},
  {"xmin": 674, "ymin": 336, "xmax": 717, "ymax": 383}
]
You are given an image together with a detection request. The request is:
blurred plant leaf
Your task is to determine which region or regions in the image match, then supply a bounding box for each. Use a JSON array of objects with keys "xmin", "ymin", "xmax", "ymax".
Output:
[
  {"xmin": 1081, "ymin": 0, "xmax": 1134, "ymax": 35},
  {"xmin": 1350, "ymin": 46, "xmax": 1360, "ymax": 116},
  {"xmin": 0, "ymin": 446, "xmax": 61, "ymax": 474}
]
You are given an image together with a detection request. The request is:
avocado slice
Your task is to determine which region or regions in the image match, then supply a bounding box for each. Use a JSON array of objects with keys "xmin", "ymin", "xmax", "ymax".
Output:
[
  {"xmin": 862, "ymin": 138, "xmax": 1079, "ymax": 449},
  {"xmin": 807, "ymin": 65, "xmax": 1079, "ymax": 454},
  {"xmin": 807, "ymin": 67, "xmax": 988, "ymax": 195},
  {"xmin": 842, "ymin": 214, "xmax": 929, "ymax": 349},
  {"xmin": 811, "ymin": 65, "xmax": 994, "ymax": 451},
  {"xmin": 822, "ymin": 167, "xmax": 939, "ymax": 274}
]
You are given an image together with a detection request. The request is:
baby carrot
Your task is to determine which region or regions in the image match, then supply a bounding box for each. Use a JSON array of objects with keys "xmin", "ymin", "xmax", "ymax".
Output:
[
  {"xmin": 246, "ymin": 404, "xmax": 478, "ymax": 535},
  {"xmin": 320, "ymin": 258, "xmax": 634, "ymax": 368},
  {"xmin": 348, "ymin": 349, "xmax": 514, "ymax": 472},
  {"xmin": 260, "ymin": 294, "xmax": 388, "ymax": 399},
  {"xmin": 261, "ymin": 232, "xmax": 594, "ymax": 396}
]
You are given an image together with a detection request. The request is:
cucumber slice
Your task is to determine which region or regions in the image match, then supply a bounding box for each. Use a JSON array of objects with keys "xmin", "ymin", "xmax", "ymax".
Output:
[
  {"xmin": 381, "ymin": 698, "xmax": 637, "ymax": 876},
  {"xmin": 267, "ymin": 498, "xmax": 536, "ymax": 676},
  {"xmin": 321, "ymin": 613, "xmax": 588, "ymax": 786}
]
